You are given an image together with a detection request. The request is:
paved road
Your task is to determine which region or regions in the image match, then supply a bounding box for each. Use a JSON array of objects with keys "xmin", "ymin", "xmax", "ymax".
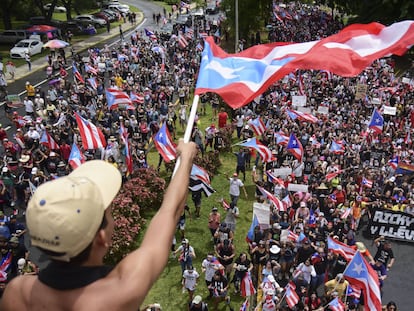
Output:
[
  {"xmin": 2, "ymin": 1, "xmax": 412, "ymax": 309},
  {"xmin": 357, "ymin": 224, "xmax": 412, "ymax": 310}
]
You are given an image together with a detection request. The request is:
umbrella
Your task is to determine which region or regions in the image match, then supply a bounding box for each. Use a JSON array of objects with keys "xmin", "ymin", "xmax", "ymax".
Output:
[
  {"xmin": 48, "ymin": 78, "xmax": 61, "ymax": 85},
  {"xmin": 44, "ymin": 39, "xmax": 69, "ymax": 49},
  {"xmin": 26, "ymin": 25, "xmax": 57, "ymax": 34}
]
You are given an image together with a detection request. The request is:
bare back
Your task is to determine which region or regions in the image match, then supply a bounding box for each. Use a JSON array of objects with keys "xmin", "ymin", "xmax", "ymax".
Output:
[{"xmin": 1, "ymin": 272, "xmax": 145, "ymax": 311}]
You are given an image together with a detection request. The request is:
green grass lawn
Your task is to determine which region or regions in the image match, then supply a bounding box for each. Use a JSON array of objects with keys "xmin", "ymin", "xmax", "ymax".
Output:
[
  {"xmin": 0, "ymin": 45, "xmax": 48, "ymax": 68},
  {"xmin": 141, "ymin": 99, "xmax": 257, "ymax": 310}
]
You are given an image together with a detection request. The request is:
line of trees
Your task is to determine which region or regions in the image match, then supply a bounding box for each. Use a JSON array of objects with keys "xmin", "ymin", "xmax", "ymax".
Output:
[
  {"xmin": 220, "ymin": 0, "xmax": 414, "ymax": 48},
  {"xmin": 0, "ymin": 0, "xmax": 97, "ymax": 30}
]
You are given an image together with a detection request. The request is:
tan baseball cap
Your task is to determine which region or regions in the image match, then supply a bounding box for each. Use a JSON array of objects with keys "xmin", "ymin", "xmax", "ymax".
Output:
[{"xmin": 27, "ymin": 160, "xmax": 122, "ymax": 261}]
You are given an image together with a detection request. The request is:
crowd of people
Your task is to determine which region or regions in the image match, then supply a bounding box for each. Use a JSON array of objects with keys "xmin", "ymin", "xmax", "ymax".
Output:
[{"xmin": 0, "ymin": 1, "xmax": 412, "ymax": 310}]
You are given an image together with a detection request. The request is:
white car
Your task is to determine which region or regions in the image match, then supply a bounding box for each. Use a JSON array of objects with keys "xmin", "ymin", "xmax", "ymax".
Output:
[
  {"xmin": 43, "ymin": 3, "xmax": 67, "ymax": 13},
  {"xmin": 10, "ymin": 37, "xmax": 43, "ymax": 58},
  {"xmin": 108, "ymin": 4, "xmax": 130, "ymax": 14}
]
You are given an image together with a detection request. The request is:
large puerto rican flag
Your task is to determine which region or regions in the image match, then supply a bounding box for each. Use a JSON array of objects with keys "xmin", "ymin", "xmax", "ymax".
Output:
[
  {"xmin": 74, "ymin": 113, "xmax": 106, "ymax": 150},
  {"xmin": 343, "ymin": 251, "xmax": 382, "ymax": 311},
  {"xmin": 153, "ymin": 122, "xmax": 176, "ymax": 163},
  {"xmin": 368, "ymin": 109, "xmax": 384, "ymax": 134},
  {"xmin": 40, "ymin": 130, "xmax": 60, "ymax": 150},
  {"xmin": 68, "ymin": 143, "xmax": 86, "ymax": 170},
  {"xmin": 195, "ymin": 21, "xmax": 414, "ymax": 108},
  {"xmin": 286, "ymin": 133, "xmax": 303, "ymax": 162},
  {"xmin": 105, "ymin": 88, "xmax": 135, "ymax": 110},
  {"xmin": 257, "ymin": 186, "xmax": 285, "ymax": 211},
  {"xmin": 239, "ymin": 138, "xmax": 272, "ymax": 163},
  {"xmin": 327, "ymin": 236, "xmax": 356, "ymax": 261},
  {"xmin": 248, "ymin": 117, "xmax": 266, "ymax": 136}
]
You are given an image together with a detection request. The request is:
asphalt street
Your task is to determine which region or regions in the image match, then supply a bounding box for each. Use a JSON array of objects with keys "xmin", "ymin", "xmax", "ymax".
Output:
[{"xmin": 1, "ymin": 0, "xmax": 412, "ymax": 309}]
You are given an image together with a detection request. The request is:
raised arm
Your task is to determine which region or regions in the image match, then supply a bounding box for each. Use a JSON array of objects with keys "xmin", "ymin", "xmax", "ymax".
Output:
[{"xmin": 111, "ymin": 141, "xmax": 197, "ymax": 306}]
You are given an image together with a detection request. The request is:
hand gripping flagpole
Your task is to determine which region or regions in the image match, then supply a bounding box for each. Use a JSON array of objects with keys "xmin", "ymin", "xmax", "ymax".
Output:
[{"xmin": 172, "ymin": 95, "xmax": 200, "ymax": 176}]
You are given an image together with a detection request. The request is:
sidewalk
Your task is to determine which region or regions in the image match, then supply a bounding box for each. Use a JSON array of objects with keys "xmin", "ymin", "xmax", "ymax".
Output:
[{"xmin": 5, "ymin": 12, "xmax": 144, "ymax": 84}]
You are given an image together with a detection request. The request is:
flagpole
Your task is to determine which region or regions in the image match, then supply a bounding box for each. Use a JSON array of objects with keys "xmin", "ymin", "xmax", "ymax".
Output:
[{"xmin": 172, "ymin": 94, "xmax": 199, "ymax": 176}]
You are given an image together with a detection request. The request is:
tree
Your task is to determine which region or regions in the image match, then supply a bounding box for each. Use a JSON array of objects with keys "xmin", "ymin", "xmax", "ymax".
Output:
[
  {"xmin": 324, "ymin": 0, "xmax": 414, "ymax": 24},
  {"xmin": 0, "ymin": 0, "xmax": 20, "ymax": 30},
  {"xmin": 221, "ymin": 0, "xmax": 272, "ymax": 50}
]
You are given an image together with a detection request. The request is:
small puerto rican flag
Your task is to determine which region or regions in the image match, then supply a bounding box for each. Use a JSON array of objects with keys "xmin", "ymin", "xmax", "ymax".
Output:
[
  {"xmin": 72, "ymin": 63, "xmax": 84, "ymax": 84},
  {"xmin": 361, "ymin": 177, "xmax": 373, "ymax": 188}
]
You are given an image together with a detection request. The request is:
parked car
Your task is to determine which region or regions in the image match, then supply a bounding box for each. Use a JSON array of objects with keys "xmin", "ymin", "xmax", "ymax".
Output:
[
  {"xmin": 102, "ymin": 9, "xmax": 121, "ymax": 21},
  {"xmin": 0, "ymin": 30, "xmax": 30, "ymax": 45},
  {"xmin": 59, "ymin": 21, "xmax": 83, "ymax": 35},
  {"xmin": 43, "ymin": 3, "xmax": 67, "ymax": 13},
  {"xmin": 10, "ymin": 35, "xmax": 43, "ymax": 58},
  {"xmin": 94, "ymin": 11, "xmax": 116, "ymax": 23},
  {"xmin": 107, "ymin": 4, "xmax": 130, "ymax": 14},
  {"xmin": 74, "ymin": 15, "xmax": 107, "ymax": 28},
  {"xmin": 29, "ymin": 16, "xmax": 62, "ymax": 28}
]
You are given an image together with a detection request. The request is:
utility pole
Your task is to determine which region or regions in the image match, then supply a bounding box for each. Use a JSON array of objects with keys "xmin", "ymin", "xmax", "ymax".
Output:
[{"xmin": 235, "ymin": 0, "xmax": 239, "ymax": 53}]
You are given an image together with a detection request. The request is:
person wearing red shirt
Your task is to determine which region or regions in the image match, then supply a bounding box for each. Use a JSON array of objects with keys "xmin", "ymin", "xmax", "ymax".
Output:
[
  {"xmin": 60, "ymin": 141, "xmax": 72, "ymax": 162},
  {"xmin": 217, "ymin": 108, "xmax": 228, "ymax": 128},
  {"xmin": 332, "ymin": 185, "xmax": 346, "ymax": 205}
]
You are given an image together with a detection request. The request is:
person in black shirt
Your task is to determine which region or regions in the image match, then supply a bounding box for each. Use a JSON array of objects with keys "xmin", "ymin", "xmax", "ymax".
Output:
[
  {"xmin": 209, "ymin": 271, "xmax": 230, "ymax": 310},
  {"xmin": 374, "ymin": 237, "xmax": 395, "ymax": 270},
  {"xmin": 232, "ymin": 252, "xmax": 253, "ymax": 293},
  {"xmin": 295, "ymin": 240, "xmax": 314, "ymax": 265}
]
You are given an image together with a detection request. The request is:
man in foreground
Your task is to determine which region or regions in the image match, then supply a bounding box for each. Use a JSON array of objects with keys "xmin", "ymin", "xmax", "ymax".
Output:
[{"xmin": 0, "ymin": 141, "xmax": 197, "ymax": 311}]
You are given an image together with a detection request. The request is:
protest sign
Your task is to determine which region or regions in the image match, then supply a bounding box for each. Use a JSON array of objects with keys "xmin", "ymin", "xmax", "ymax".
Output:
[
  {"xmin": 253, "ymin": 202, "xmax": 271, "ymax": 229},
  {"xmin": 287, "ymin": 183, "xmax": 309, "ymax": 193},
  {"xmin": 317, "ymin": 106, "xmax": 329, "ymax": 114},
  {"xmin": 355, "ymin": 84, "xmax": 368, "ymax": 100},
  {"xmin": 383, "ymin": 105, "xmax": 397, "ymax": 115},
  {"xmin": 292, "ymin": 95, "xmax": 307, "ymax": 107}
]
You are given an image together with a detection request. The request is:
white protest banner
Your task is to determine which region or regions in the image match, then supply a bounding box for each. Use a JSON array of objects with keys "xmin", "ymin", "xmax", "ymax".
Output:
[
  {"xmin": 292, "ymin": 95, "xmax": 307, "ymax": 107},
  {"xmin": 317, "ymin": 106, "xmax": 329, "ymax": 114},
  {"xmin": 297, "ymin": 106, "xmax": 312, "ymax": 114},
  {"xmin": 272, "ymin": 167, "xmax": 292, "ymax": 177},
  {"xmin": 402, "ymin": 77, "xmax": 411, "ymax": 84},
  {"xmin": 288, "ymin": 183, "xmax": 309, "ymax": 192},
  {"xmin": 253, "ymin": 202, "xmax": 271, "ymax": 229},
  {"xmin": 371, "ymin": 98, "xmax": 381, "ymax": 106},
  {"xmin": 383, "ymin": 105, "xmax": 397, "ymax": 116}
]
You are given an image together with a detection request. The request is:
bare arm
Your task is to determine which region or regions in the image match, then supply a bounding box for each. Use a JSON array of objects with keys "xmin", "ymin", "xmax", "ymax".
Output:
[{"xmin": 111, "ymin": 141, "xmax": 197, "ymax": 306}]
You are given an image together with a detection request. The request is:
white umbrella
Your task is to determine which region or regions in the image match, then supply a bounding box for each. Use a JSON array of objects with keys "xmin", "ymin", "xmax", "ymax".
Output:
[{"xmin": 43, "ymin": 39, "xmax": 70, "ymax": 49}]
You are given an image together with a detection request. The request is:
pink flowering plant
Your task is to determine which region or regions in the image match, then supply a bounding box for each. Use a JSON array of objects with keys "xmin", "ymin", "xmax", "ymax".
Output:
[{"xmin": 105, "ymin": 168, "xmax": 166, "ymax": 264}]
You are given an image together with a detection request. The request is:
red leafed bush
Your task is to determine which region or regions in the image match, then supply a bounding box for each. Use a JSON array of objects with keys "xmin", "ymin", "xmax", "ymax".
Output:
[{"xmin": 105, "ymin": 168, "xmax": 166, "ymax": 264}]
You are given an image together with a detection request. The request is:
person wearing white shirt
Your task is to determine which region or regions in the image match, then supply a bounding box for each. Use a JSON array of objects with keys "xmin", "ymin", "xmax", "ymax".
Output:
[
  {"xmin": 182, "ymin": 265, "xmax": 199, "ymax": 302},
  {"xmin": 23, "ymin": 97, "xmax": 35, "ymax": 117},
  {"xmin": 294, "ymin": 258, "xmax": 316, "ymax": 285},
  {"xmin": 228, "ymin": 173, "xmax": 247, "ymax": 206},
  {"xmin": 34, "ymin": 94, "xmax": 45, "ymax": 112},
  {"xmin": 26, "ymin": 127, "xmax": 40, "ymax": 141}
]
